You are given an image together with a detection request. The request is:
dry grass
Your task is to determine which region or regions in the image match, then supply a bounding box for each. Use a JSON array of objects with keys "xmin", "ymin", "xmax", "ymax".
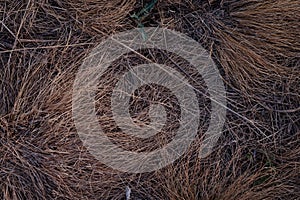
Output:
[{"xmin": 0, "ymin": 0, "xmax": 299, "ymax": 199}]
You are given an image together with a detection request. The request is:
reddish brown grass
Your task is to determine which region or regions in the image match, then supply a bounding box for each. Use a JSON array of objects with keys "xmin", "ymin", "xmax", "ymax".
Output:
[{"xmin": 0, "ymin": 0, "xmax": 299, "ymax": 199}]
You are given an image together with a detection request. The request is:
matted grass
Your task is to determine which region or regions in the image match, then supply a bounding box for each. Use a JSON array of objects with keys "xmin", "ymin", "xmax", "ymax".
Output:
[{"xmin": 0, "ymin": 0, "xmax": 299, "ymax": 199}]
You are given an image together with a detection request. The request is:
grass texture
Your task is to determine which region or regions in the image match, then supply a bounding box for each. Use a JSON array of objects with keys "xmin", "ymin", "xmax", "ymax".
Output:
[{"xmin": 0, "ymin": 0, "xmax": 299, "ymax": 199}]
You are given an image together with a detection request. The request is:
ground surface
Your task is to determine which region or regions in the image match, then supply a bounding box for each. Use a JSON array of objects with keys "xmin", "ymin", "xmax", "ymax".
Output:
[{"xmin": 0, "ymin": 0, "xmax": 299, "ymax": 199}]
